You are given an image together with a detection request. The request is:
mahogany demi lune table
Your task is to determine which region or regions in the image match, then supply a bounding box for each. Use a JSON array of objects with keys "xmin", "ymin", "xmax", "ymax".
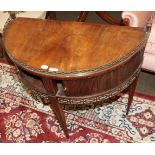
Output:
[{"xmin": 3, "ymin": 18, "xmax": 148, "ymax": 138}]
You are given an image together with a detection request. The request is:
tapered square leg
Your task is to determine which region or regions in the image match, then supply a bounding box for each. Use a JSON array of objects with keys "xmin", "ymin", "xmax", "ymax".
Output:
[
  {"xmin": 49, "ymin": 97, "xmax": 69, "ymax": 138},
  {"xmin": 42, "ymin": 78, "xmax": 69, "ymax": 138},
  {"xmin": 126, "ymin": 77, "xmax": 138, "ymax": 115}
]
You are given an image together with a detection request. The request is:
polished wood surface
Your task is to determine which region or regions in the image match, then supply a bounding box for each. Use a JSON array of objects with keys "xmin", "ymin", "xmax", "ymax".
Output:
[
  {"xmin": 3, "ymin": 17, "xmax": 147, "ymax": 138},
  {"xmin": 4, "ymin": 18, "xmax": 145, "ymax": 74}
]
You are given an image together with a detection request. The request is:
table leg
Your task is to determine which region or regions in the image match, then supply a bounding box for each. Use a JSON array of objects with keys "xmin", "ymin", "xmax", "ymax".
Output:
[
  {"xmin": 0, "ymin": 45, "xmax": 3, "ymax": 58},
  {"xmin": 42, "ymin": 78, "xmax": 69, "ymax": 138},
  {"xmin": 0, "ymin": 34, "xmax": 4, "ymax": 58},
  {"xmin": 126, "ymin": 77, "xmax": 138, "ymax": 115},
  {"xmin": 49, "ymin": 97, "xmax": 69, "ymax": 138}
]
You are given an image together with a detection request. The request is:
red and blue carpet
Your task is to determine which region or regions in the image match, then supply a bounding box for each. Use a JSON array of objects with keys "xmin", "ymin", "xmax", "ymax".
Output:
[{"xmin": 0, "ymin": 62, "xmax": 155, "ymax": 143}]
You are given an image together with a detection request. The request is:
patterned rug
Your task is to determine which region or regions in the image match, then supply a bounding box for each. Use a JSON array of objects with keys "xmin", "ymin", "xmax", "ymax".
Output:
[{"xmin": 0, "ymin": 62, "xmax": 155, "ymax": 143}]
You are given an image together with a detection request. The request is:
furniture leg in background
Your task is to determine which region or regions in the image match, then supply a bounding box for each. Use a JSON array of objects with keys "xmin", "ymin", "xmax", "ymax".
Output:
[
  {"xmin": 77, "ymin": 11, "xmax": 89, "ymax": 22},
  {"xmin": 46, "ymin": 11, "xmax": 122, "ymax": 25},
  {"xmin": 95, "ymin": 11, "xmax": 121, "ymax": 25},
  {"xmin": 46, "ymin": 11, "xmax": 56, "ymax": 20},
  {"xmin": 77, "ymin": 11, "xmax": 122, "ymax": 25}
]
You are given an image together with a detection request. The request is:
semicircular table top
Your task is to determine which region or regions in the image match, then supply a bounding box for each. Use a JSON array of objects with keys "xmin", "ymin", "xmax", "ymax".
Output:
[{"xmin": 4, "ymin": 18, "xmax": 146, "ymax": 77}]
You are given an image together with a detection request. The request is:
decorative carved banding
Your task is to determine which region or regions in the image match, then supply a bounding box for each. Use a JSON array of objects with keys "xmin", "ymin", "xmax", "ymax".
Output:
[{"xmin": 19, "ymin": 64, "xmax": 141, "ymax": 105}]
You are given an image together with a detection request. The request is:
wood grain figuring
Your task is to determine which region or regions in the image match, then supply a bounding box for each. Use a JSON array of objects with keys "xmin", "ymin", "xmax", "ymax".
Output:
[
  {"xmin": 3, "ymin": 17, "xmax": 147, "ymax": 138},
  {"xmin": 4, "ymin": 18, "xmax": 145, "ymax": 73}
]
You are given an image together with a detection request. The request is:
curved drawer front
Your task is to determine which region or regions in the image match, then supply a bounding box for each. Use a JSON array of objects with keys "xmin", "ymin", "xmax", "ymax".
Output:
[{"xmin": 62, "ymin": 47, "xmax": 144, "ymax": 97}]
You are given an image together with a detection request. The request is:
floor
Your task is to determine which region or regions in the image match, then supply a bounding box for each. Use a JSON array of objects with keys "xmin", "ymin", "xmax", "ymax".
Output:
[{"xmin": 1, "ymin": 11, "xmax": 155, "ymax": 96}]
